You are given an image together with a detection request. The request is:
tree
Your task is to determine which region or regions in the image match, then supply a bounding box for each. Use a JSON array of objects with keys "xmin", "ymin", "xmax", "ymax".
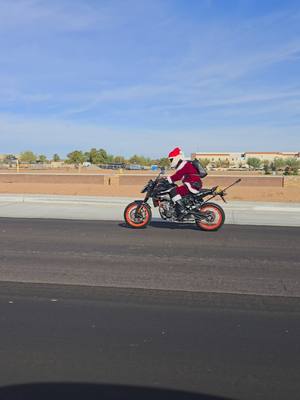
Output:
[
  {"xmin": 83, "ymin": 151, "xmax": 91, "ymax": 162},
  {"xmin": 128, "ymin": 155, "xmax": 152, "ymax": 166},
  {"xmin": 285, "ymin": 158, "xmax": 300, "ymax": 175},
  {"xmin": 87, "ymin": 148, "xmax": 99, "ymax": 164},
  {"xmin": 20, "ymin": 151, "xmax": 37, "ymax": 163},
  {"xmin": 263, "ymin": 160, "xmax": 271, "ymax": 175},
  {"xmin": 98, "ymin": 148, "xmax": 109, "ymax": 164},
  {"xmin": 158, "ymin": 157, "xmax": 170, "ymax": 168},
  {"xmin": 215, "ymin": 159, "xmax": 230, "ymax": 168},
  {"xmin": 86, "ymin": 148, "xmax": 109, "ymax": 164},
  {"xmin": 52, "ymin": 154, "xmax": 61, "ymax": 162},
  {"xmin": 66, "ymin": 150, "xmax": 85, "ymax": 164},
  {"xmin": 114, "ymin": 156, "xmax": 126, "ymax": 164},
  {"xmin": 222, "ymin": 159, "xmax": 230, "ymax": 168},
  {"xmin": 129, "ymin": 155, "xmax": 144, "ymax": 165},
  {"xmin": 37, "ymin": 154, "xmax": 48, "ymax": 163},
  {"xmin": 247, "ymin": 157, "xmax": 262, "ymax": 170},
  {"xmin": 106, "ymin": 153, "xmax": 114, "ymax": 163},
  {"xmin": 271, "ymin": 157, "xmax": 286, "ymax": 172},
  {"xmin": 198, "ymin": 158, "xmax": 210, "ymax": 168}
]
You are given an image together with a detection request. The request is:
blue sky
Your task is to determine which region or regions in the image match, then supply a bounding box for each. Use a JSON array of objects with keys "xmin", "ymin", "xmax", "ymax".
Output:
[{"xmin": 0, "ymin": 0, "xmax": 300, "ymax": 158}]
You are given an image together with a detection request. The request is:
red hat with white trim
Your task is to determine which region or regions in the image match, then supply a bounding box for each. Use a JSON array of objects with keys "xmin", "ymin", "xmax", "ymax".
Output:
[{"xmin": 168, "ymin": 147, "xmax": 185, "ymax": 168}]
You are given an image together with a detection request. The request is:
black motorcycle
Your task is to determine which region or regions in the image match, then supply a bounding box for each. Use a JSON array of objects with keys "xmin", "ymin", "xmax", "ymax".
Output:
[{"xmin": 124, "ymin": 168, "xmax": 241, "ymax": 231}]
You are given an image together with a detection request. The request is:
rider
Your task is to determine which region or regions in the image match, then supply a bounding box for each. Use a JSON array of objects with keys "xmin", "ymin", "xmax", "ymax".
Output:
[{"xmin": 166, "ymin": 147, "xmax": 203, "ymax": 218}]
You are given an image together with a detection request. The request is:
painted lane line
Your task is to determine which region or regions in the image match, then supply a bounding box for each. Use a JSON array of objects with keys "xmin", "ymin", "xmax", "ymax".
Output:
[{"xmin": 254, "ymin": 206, "xmax": 300, "ymax": 212}]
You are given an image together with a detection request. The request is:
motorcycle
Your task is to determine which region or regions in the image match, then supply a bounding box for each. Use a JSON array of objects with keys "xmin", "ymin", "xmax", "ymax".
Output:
[{"xmin": 124, "ymin": 168, "xmax": 241, "ymax": 231}]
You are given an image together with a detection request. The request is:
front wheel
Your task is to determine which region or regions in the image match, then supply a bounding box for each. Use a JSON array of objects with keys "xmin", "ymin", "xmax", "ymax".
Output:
[
  {"xmin": 195, "ymin": 202, "xmax": 225, "ymax": 231},
  {"xmin": 124, "ymin": 202, "xmax": 152, "ymax": 229}
]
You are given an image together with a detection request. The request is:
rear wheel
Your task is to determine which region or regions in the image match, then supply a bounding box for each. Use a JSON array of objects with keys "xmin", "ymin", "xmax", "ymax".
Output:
[
  {"xmin": 124, "ymin": 202, "xmax": 152, "ymax": 229},
  {"xmin": 195, "ymin": 202, "xmax": 225, "ymax": 231}
]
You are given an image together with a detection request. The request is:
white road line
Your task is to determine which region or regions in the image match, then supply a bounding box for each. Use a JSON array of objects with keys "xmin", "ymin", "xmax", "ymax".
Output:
[{"xmin": 254, "ymin": 206, "xmax": 300, "ymax": 212}]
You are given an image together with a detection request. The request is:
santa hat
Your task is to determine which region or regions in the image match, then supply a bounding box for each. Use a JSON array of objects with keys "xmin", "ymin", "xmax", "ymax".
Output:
[{"xmin": 168, "ymin": 147, "xmax": 183, "ymax": 159}]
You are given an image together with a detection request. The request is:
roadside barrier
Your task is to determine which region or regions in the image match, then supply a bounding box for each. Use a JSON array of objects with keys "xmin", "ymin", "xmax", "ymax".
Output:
[{"xmin": 0, "ymin": 173, "xmax": 285, "ymax": 187}]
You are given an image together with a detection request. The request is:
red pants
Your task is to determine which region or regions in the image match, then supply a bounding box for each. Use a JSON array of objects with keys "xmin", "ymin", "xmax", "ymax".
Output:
[{"xmin": 176, "ymin": 185, "xmax": 190, "ymax": 197}]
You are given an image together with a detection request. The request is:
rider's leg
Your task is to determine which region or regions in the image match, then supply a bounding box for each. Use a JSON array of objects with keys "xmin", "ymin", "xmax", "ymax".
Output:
[{"xmin": 170, "ymin": 186, "xmax": 190, "ymax": 218}]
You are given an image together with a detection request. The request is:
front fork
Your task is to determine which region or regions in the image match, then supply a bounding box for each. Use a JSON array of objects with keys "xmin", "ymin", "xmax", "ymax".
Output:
[{"xmin": 134, "ymin": 197, "xmax": 150, "ymax": 218}]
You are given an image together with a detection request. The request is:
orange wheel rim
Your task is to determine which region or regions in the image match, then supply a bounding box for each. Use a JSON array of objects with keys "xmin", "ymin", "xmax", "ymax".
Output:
[
  {"xmin": 126, "ymin": 204, "xmax": 149, "ymax": 227},
  {"xmin": 198, "ymin": 205, "xmax": 223, "ymax": 230}
]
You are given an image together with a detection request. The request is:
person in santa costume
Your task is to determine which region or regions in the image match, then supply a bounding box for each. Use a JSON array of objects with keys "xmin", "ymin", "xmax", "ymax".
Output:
[{"xmin": 166, "ymin": 147, "xmax": 203, "ymax": 218}]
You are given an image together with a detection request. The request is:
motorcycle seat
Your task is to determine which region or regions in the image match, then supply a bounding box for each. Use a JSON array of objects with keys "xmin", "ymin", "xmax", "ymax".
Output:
[{"xmin": 195, "ymin": 188, "xmax": 213, "ymax": 197}]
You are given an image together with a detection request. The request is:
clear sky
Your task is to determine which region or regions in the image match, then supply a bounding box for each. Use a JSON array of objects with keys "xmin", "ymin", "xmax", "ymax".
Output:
[{"xmin": 0, "ymin": 0, "xmax": 300, "ymax": 158}]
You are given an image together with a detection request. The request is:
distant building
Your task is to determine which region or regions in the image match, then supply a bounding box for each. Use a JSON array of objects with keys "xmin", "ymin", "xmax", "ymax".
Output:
[
  {"xmin": 191, "ymin": 152, "xmax": 245, "ymax": 168},
  {"xmin": 50, "ymin": 161, "xmax": 66, "ymax": 168},
  {"xmin": 192, "ymin": 151, "xmax": 300, "ymax": 168},
  {"xmin": 244, "ymin": 152, "xmax": 300, "ymax": 162}
]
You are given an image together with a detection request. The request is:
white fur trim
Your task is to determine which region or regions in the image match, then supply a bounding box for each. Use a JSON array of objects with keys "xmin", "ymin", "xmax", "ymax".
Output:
[
  {"xmin": 185, "ymin": 182, "xmax": 199, "ymax": 194},
  {"xmin": 172, "ymin": 194, "xmax": 182, "ymax": 202},
  {"xmin": 176, "ymin": 160, "xmax": 187, "ymax": 171},
  {"xmin": 170, "ymin": 154, "xmax": 181, "ymax": 168},
  {"xmin": 167, "ymin": 176, "xmax": 172, "ymax": 184}
]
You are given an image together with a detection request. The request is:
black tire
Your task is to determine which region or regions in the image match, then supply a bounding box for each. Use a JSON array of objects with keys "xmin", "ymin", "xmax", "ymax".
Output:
[
  {"xmin": 124, "ymin": 202, "xmax": 152, "ymax": 229},
  {"xmin": 195, "ymin": 202, "xmax": 225, "ymax": 231}
]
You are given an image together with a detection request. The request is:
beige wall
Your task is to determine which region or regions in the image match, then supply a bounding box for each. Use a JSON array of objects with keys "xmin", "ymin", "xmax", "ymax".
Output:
[
  {"xmin": 0, "ymin": 173, "xmax": 284, "ymax": 187},
  {"xmin": 192, "ymin": 153, "xmax": 244, "ymax": 166},
  {"xmin": 244, "ymin": 152, "xmax": 300, "ymax": 161},
  {"xmin": 0, "ymin": 174, "xmax": 105, "ymax": 185}
]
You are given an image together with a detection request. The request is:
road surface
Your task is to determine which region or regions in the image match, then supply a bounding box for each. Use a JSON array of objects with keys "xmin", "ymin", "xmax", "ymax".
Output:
[
  {"xmin": 0, "ymin": 218, "xmax": 299, "ymax": 297},
  {"xmin": 0, "ymin": 282, "xmax": 300, "ymax": 400},
  {"xmin": 0, "ymin": 218, "xmax": 300, "ymax": 399}
]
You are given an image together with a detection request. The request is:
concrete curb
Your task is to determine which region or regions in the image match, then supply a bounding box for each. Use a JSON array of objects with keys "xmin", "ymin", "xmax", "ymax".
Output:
[
  {"xmin": 0, "ymin": 194, "xmax": 299, "ymax": 226},
  {"xmin": 0, "ymin": 193, "xmax": 299, "ymax": 207},
  {"xmin": 0, "ymin": 194, "xmax": 133, "ymax": 205}
]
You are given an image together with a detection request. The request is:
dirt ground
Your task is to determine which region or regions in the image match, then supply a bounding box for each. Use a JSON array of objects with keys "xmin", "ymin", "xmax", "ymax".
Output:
[
  {"xmin": 0, "ymin": 180, "xmax": 299, "ymax": 202},
  {"xmin": 0, "ymin": 168, "xmax": 299, "ymax": 202}
]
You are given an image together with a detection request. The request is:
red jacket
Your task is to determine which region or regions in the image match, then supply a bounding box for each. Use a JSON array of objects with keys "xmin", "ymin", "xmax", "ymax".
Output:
[{"xmin": 167, "ymin": 160, "xmax": 202, "ymax": 193}]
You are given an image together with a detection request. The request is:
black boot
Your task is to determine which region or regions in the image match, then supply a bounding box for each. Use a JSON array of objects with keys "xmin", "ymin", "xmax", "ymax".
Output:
[{"xmin": 175, "ymin": 199, "xmax": 187, "ymax": 220}]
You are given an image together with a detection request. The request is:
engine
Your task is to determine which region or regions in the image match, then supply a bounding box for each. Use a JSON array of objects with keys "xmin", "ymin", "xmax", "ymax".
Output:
[{"xmin": 158, "ymin": 200, "xmax": 175, "ymax": 220}]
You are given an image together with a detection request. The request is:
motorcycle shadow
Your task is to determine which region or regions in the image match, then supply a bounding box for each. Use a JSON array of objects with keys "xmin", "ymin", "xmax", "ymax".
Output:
[
  {"xmin": 0, "ymin": 382, "xmax": 230, "ymax": 400},
  {"xmin": 119, "ymin": 221, "xmax": 200, "ymax": 230}
]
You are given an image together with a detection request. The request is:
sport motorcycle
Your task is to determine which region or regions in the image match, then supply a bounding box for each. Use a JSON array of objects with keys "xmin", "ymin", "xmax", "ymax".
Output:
[{"xmin": 124, "ymin": 168, "xmax": 241, "ymax": 231}]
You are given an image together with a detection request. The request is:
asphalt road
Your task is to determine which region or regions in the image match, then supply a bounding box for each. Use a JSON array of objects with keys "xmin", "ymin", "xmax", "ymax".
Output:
[
  {"xmin": 0, "ymin": 282, "xmax": 300, "ymax": 400},
  {"xmin": 0, "ymin": 218, "xmax": 299, "ymax": 297},
  {"xmin": 1, "ymin": 218, "xmax": 300, "ymax": 399}
]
